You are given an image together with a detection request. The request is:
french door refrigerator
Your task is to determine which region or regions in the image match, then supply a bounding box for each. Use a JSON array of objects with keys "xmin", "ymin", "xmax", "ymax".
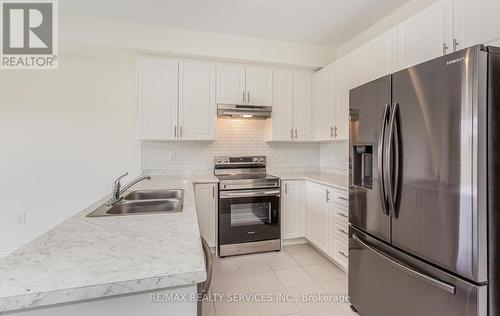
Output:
[{"xmin": 348, "ymin": 45, "xmax": 499, "ymax": 316}]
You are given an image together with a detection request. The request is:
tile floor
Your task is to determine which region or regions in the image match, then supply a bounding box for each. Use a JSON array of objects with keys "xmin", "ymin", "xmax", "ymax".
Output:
[{"xmin": 202, "ymin": 243, "xmax": 358, "ymax": 316}]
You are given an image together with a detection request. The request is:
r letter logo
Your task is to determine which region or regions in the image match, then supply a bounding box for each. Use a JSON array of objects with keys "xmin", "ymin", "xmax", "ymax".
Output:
[{"xmin": 1, "ymin": 0, "xmax": 58, "ymax": 69}]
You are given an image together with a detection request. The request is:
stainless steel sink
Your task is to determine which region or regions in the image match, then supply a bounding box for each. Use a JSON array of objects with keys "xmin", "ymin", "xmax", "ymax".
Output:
[
  {"xmin": 124, "ymin": 189, "xmax": 183, "ymax": 201},
  {"xmin": 87, "ymin": 189, "xmax": 184, "ymax": 217}
]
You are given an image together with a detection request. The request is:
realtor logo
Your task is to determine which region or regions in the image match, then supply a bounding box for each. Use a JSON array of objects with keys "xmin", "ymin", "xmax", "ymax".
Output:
[{"xmin": 1, "ymin": 0, "xmax": 58, "ymax": 69}]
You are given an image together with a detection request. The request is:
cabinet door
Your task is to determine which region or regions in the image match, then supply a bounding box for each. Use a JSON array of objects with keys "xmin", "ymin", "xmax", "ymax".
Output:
[
  {"xmin": 137, "ymin": 57, "xmax": 178, "ymax": 140},
  {"xmin": 396, "ymin": 0, "xmax": 453, "ymax": 70},
  {"xmin": 246, "ymin": 67, "xmax": 273, "ymax": 106},
  {"xmin": 306, "ymin": 182, "xmax": 329, "ymax": 253},
  {"xmin": 457, "ymin": 0, "xmax": 500, "ymax": 48},
  {"xmin": 272, "ymin": 69, "xmax": 294, "ymax": 141},
  {"xmin": 359, "ymin": 28, "xmax": 397, "ymax": 84},
  {"xmin": 194, "ymin": 183, "xmax": 217, "ymax": 247},
  {"xmin": 178, "ymin": 60, "xmax": 216, "ymax": 140},
  {"xmin": 292, "ymin": 72, "xmax": 312, "ymax": 141},
  {"xmin": 282, "ymin": 181, "xmax": 305, "ymax": 239},
  {"xmin": 335, "ymin": 51, "xmax": 359, "ymax": 141},
  {"xmin": 312, "ymin": 65, "xmax": 334, "ymax": 141},
  {"xmin": 216, "ymin": 64, "xmax": 245, "ymax": 104}
]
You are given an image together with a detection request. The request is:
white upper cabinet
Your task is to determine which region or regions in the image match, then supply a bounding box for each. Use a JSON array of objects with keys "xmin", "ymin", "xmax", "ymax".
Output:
[
  {"xmin": 454, "ymin": 0, "xmax": 500, "ymax": 48},
  {"xmin": 396, "ymin": 0, "xmax": 453, "ymax": 70},
  {"xmin": 335, "ymin": 50, "xmax": 360, "ymax": 141},
  {"xmin": 216, "ymin": 64, "xmax": 272, "ymax": 106},
  {"xmin": 137, "ymin": 56, "xmax": 216, "ymax": 141},
  {"xmin": 313, "ymin": 65, "xmax": 334, "ymax": 141},
  {"xmin": 216, "ymin": 64, "xmax": 245, "ymax": 105},
  {"xmin": 271, "ymin": 69, "xmax": 294, "ymax": 140},
  {"xmin": 137, "ymin": 57, "xmax": 178, "ymax": 140},
  {"xmin": 292, "ymin": 71, "xmax": 313, "ymax": 141},
  {"xmin": 178, "ymin": 60, "xmax": 216, "ymax": 140},
  {"xmin": 359, "ymin": 28, "xmax": 397, "ymax": 84},
  {"xmin": 246, "ymin": 67, "xmax": 273, "ymax": 106}
]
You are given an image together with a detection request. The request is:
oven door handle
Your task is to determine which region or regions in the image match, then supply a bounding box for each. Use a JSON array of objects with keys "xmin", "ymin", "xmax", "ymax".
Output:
[{"xmin": 220, "ymin": 190, "xmax": 281, "ymax": 199}]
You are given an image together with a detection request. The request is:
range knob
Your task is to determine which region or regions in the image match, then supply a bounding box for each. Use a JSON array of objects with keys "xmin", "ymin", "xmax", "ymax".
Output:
[
  {"xmin": 253, "ymin": 157, "xmax": 259, "ymax": 162},
  {"xmin": 223, "ymin": 158, "xmax": 229, "ymax": 163},
  {"xmin": 259, "ymin": 158, "xmax": 265, "ymax": 162},
  {"xmin": 217, "ymin": 159, "xmax": 222, "ymax": 163}
]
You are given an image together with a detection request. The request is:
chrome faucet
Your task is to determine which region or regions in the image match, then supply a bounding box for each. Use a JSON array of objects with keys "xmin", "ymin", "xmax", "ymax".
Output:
[{"xmin": 108, "ymin": 173, "xmax": 151, "ymax": 205}]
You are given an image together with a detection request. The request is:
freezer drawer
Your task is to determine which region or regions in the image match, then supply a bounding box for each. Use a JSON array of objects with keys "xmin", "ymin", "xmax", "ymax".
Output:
[{"xmin": 349, "ymin": 228, "xmax": 487, "ymax": 316}]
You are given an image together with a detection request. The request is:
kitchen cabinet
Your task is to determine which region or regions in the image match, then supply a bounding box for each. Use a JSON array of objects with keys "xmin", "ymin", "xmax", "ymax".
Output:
[
  {"xmin": 454, "ymin": 0, "xmax": 500, "ymax": 49},
  {"xmin": 137, "ymin": 57, "xmax": 178, "ymax": 140},
  {"xmin": 359, "ymin": 28, "xmax": 397, "ymax": 85},
  {"xmin": 312, "ymin": 64, "xmax": 335, "ymax": 141},
  {"xmin": 329, "ymin": 190, "xmax": 349, "ymax": 270},
  {"xmin": 305, "ymin": 182, "xmax": 330, "ymax": 254},
  {"xmin": 137, "ymin": 57, "xmax": 216, "ymax": 141},
  {"xmin": 292, "ymin": 72, "xmax": 313, "ymax": 140},
  {"xmin": 194, "ymin": 183, "xmax": 217, "ymax": 247},
  {"xmin": 396, "ymin": 0, "xmax": 453, "ymax": 70},
  {"xmin": 178, "ymin": 60, "xmax": 216, "ymax": 140},
  {"xmin": 282, "ymin": 180, "xmax": 305, "ymax": 239},
  {"xmin": 335, "ymin": 50, "xmax": 360, "ymax": 141},
  {"xmin": 266, "ymin": 70, "xmax": 312, "ymax": 141},
  {"xmin": 216, "ymin": 64, "xmax": 272, "ymax": 106}
]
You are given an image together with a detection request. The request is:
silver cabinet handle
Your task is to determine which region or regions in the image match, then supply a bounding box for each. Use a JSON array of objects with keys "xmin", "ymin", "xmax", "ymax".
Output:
[
  {"xmin": 285, "ymin": 183, "xmax": 288, "ymax": 194},
  {"xmin": 295, "ymin": 129, "xmax": 298, "ymax": 139},
  {"xmin": 453, "ymin": 38, "xmax": 459, "ymax": 51},
  {"xmin": 290, "ymin": 129, "xmax": 294, "ymax": 139},
  {"xmin": 352, "ymin": 235, "xmax": 456, "ymax": 294},
  {"xmin": 174, "ymin": 126, "xmax": 177, "ymax": 138},
  {"xmin": 338, "ymin": 250, "xmax": 348, "ymax": 258},
  {"xmin": 442, "ymin": 42, "xmax": 449, "ymax": 55},
  {"xmin": 330, "ymin": 126, "xmax": 334, "ymax": 138},
  {"xmin": 338, "ymin": 196, "xmax": 348, "ymax": 201},
  {"xmin": 338, "ymin": 212, "xmax": 348, "ymax": 219},
  {"xmin": 247, "ymin": 92, "xmax": 250, "ymax": 103},
  {"xmin": 212, "ymin": 186, "xmax": 215, "ymax": 199},
  {"xmin": 326, "ymin": 190, "xmax": 330, "ymax": 202},
  {"xmin": 338, "ymin": 228, "xmax": 348, "ymax": 235},
  {"xmin": 334, "ymin": 126, "xmax": 338, "ymax": 138},
  {"xmin": 200, "ymin": 237, "xmax": 213, "ymax": 296},
  {"xmin": 242, "ymin": 91, "xmax": 246, "ymax": 103},
  {"xmin": 180, "ymin": 126, "xmax": 183, "ymax": 138}
]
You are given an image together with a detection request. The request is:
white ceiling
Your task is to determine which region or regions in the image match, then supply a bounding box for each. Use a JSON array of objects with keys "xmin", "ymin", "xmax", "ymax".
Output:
[{"xmin": 62, "ymin": 0, "xmax": 411, "ymax": 48}]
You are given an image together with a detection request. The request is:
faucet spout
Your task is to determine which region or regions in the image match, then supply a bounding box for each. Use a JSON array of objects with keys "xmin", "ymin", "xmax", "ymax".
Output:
[{"xmin": 107, "ymin": 174, "xmax": 151, "ymax": 206}]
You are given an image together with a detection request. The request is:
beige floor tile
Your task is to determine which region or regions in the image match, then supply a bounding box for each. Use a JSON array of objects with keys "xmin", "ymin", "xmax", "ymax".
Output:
[
  {"xmin": 211, "ymin": 273, "xmax": 248, "ymax": 295},
  {"xmin": 300, "ymin": 304, "xmax": 352, "ymax": 316},
  {"xmin": 318, "ymin": 278, "xmax": 348, "ymax": 296},
  {"xmin": 288, "ymin": 249, "xmax": 329, "ymax": 266},
  {"xmin": 287, "ymin": 283, "xmax": 332, "ymax": 312},
  {"xmin": 254, "ymin": 288, "xmax": 300, "ymax": 316},
  {"xmin": 284, "ymin": 243, "xmax": 314, "ymax": 254},
  {"xmin": 274, "ymin": 266, "xmax": 316, "ymax": 288},
  {"xmin": 213, "ymin": 256, "xmax": 242, "ymax": 279},
  {"xmin": 236, "ymin": 253, "xmax": 273, "ymax": 275},
  {"xmin": 264, "ymin": 251, "xmax": 300, "ymax": 270},
  {"xmin": 214, "ymin": 300, "xmax": 259, "ymax": 316},
  {"xmin": 244, "ymin": 271, "xmax": 284, "ymax": 292},
  {"xmin": 303, "ymin": 262, "xmax": 347, "ymax": 283}
]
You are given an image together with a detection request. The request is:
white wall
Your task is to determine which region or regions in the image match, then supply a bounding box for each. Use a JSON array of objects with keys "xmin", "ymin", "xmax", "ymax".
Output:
[
  {"xmin": 61, "ymin": 15, "xmax": 337, "ymax": 69},
  {"xmin": 0, "ymin": 44, "xmax": 141, "ymax": 254},
  {"xmin": 336, "ymin": 0, "xmax": 438, "ymax": 58}
]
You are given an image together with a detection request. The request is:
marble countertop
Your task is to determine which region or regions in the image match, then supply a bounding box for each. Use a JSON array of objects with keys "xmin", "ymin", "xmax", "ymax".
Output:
[
  {"xmin": 270, "ymin": 171, "xmax": 348, "ymax": 190},
  {"xmin": 0, "ymin": 176, "xmax": 210, "ymax": 313}
]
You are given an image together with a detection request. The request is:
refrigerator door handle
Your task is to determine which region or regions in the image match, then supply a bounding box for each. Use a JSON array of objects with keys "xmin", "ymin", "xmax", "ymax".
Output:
[
  {"xmin": 352, "ymin": 235, "xmax": 456, "ymax": 294},
  {"xmin": 386, "ymin": 102, "xmax": 400, "ymax": 217},
  {"xmin": 377, "ymin": 104, "xmax": 390, "ymax": 215}
]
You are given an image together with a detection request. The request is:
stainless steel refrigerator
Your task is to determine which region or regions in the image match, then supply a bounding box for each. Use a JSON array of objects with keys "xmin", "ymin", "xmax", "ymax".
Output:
[{"xmin": 348, "ymin": 45, "xmax": 499, "ymax": 316}]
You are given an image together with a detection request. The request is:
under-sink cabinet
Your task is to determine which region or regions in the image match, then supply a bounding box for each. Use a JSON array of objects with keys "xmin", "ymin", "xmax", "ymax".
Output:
[{"xmin": 194, "ymin": 183, "xmax": 217, "ymax": 247}]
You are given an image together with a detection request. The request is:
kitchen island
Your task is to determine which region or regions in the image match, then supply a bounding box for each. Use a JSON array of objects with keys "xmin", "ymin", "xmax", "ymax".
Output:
[{"xmin": 0, "ymin": 176, "xmax": 214, "ymax": 315}]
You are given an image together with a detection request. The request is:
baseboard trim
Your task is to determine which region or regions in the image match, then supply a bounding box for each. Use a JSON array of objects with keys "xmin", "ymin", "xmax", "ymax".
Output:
[{"xmin": 282, "ymin": 237, "xmax": 308, "ymax": 246}]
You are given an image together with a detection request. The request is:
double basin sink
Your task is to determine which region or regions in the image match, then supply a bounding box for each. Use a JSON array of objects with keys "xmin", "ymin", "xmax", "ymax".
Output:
[{"xmin": 87, "ymin": 189, "xmax": 184, "ymax": 217}]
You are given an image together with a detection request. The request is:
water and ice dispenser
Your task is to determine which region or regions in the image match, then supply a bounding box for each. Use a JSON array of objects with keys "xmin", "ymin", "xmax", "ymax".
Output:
[{"xmin": 351, "ymin": 145, "xmax": 373, "ymax": 189}]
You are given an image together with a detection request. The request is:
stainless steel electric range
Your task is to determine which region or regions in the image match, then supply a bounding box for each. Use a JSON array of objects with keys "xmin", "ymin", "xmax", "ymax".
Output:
[{"xmin": 214, "ymin": 156, "xmax": 281, "ymax": 257}]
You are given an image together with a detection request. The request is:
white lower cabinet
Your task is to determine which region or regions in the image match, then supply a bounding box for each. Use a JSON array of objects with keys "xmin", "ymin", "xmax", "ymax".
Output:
[
  {"xmin": 281, "ymin": 180, "xmax": 305, "ymax": 239},
  {"xmin": 194, "ymin": 183, "xmax": 217, "ymax": 247},
  {"xmin": 305, "ymin": 182, "xmax": 330, "ymax": 254}
]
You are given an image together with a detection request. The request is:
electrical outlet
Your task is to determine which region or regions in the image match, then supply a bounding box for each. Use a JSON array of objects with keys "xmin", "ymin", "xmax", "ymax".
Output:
[{"xmin": 17, "ymin": 212, "xmax": 26, "ymax": 225}]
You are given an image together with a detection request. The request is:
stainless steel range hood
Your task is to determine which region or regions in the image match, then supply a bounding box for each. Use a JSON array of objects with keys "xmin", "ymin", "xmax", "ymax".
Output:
[{"xmin": 217, "ymin": 104, "xmax": 272, "ymax": 119}]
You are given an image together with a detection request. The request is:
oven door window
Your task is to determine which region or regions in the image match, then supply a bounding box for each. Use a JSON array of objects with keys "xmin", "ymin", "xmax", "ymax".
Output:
[{"xmin": 219, "ymin": 195, "xmax": 280, "ymax": 244}]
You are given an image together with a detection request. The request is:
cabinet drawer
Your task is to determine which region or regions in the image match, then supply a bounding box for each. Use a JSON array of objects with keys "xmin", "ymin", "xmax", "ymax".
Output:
[
  {"xmin": 334, "ymin": 204, "xmax": 349, "ymax": 223},
  {"xmin": 333, "ymin": 191, "xmax": 349, "ymax": 207},
  {"xmin": 333, "ymin": 236, "xmax": 348, "ymax": 269},
  {"xmin": 331, "ymin": 218, "xmax": 349, "ymax": 240}
]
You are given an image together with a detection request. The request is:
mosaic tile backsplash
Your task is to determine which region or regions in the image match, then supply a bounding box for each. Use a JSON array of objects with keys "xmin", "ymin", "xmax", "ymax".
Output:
[{"xmin": 141, "ymin": 119, "xmax": 348, "ymax": 176}]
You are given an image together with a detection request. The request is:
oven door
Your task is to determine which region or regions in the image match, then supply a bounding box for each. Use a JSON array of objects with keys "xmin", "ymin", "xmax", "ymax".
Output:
[{"xmin": 219, "ymin": 189, "xmax": 280, "ymax": 245}]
